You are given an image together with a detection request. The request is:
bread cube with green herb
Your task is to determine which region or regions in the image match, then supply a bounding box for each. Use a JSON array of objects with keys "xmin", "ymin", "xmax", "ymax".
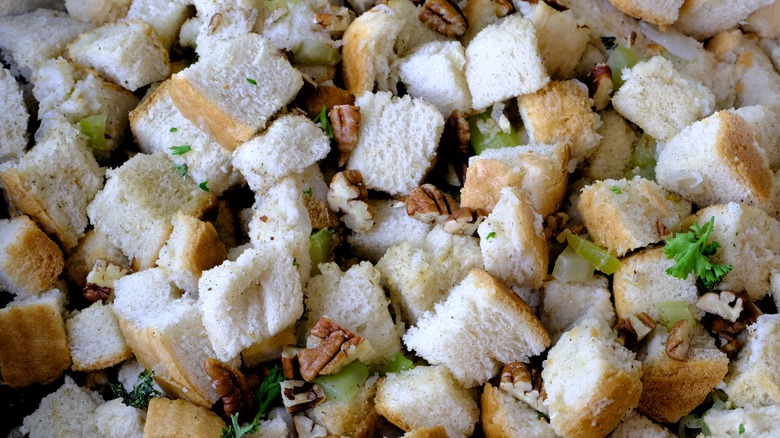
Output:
[
  {"xmin": 66, "ymin": 302, "xmax": 132, "ymax": 372},
  {"xmin": 702, "ymin": 405, "xmax": 780, "ymax": 437},
  {"xmin": 0, "ymin": 215, "xmax": 64, "ymax": 298},
  {"xmin": 64, "ymin": 0, "xmax": 132, "ymax": 25},
  {"xmin": 143, "ymin": 398, "xmax": 225, "ymax": 437},
  {"xmin": 724, "ymin": 314, "xmax": 780, "ymax": 408},
  {"xmin": 541, "ymin": 275, "xmax": 615, "ymax": 343},
  {"xmin": 20, "ymin": 376, "xmax": 102, "ymax": 437},
  {"xmin": 0, "ymin": 67, "xmax": 28, "ymax": 164}
]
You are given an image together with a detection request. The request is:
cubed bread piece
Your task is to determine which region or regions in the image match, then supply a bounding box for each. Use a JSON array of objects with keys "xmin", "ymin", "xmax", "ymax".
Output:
[
  {"xmin": 404, "ymin": 269, "xmax": 550, "ymax": 388},
  {"xmin": 555, "ymin": 0, "xmax": 642, "ymax": 46},
  {"xmin": 144, "ymin": 398, "xmax": 225, "ymax": 438},
  {"xmin": 0, "ymin": 1, "xmax": 66, "ymax": 16},
  {"xmin": 66, "ymin": 302, "xmax": 132, "ymax": 371},
  {"xmin": 126, "ymin": 0, "xmax": 191, "ymax": 49},
  {"xmin": 542, "ymin": 317, "xmax": 642, "ymax": 438},
  {"xmin": 607, "ymin": 0, "xmax": 684, "ymax": 25},
  {"xmin": 306, "ymin": 375, "xmax": 383, "ymax": 438},
  {"xmin": 744, "ymin": 1, "xmax": 780, "ymax": 39},
  {"xmin": 656, "ymin": 111, "xmax": 773, "ymax": 212},
  {"xmin": 465, "ymin": 14, "xmax": 549, "ymax": 110},
  {"xmin": 0, "ymin": 68, "xmax": 28, "ymax": 164},
  {"xmin": 232, "ymin": 115, "xmax": 330, "ymax": 194},
  {"xmin": 702, "ymin": 405, "xmax": 780, "ymax": 437},
  {"xmin": 94, "ymin": 399, "xmax": 145, "ymax": 438},
  {"xmin": 20, "ymin": 376, "xmax": 102, "ymax": 437},
  {"xmin": 478, "ymin": 187, "xmax": 547, "ymax": 289},
  {"xmin": 541, "ymin": 276, "xmax": 615, "ymax": 343},
  {"xmin": 347, "ymin": 199, "xmax": 431, "ymax": 262},
  {"xmin": 585, "ymin": 109, "xmax": 638, "ymax": 181},
  {"xmin": 612, "ymin": 56, "xmax": 715, "ymax": 141},
  {"xmin": 157, "ymin": 212, "xmax": 226, "ymax": 296},
  {"xmin": 87, "ymin": 152, "xmax": 217, "ymax": 271},
  {"xmin": 304, "ymin": 261, "xmax": 400, "ymax": 363},
  {"xmin": 129, "ymin": 80, "xmax": 241, "ymax": 196},
  {"xmin": 577, "ymin": 176, "xmax": 692, "ymax": 257},
  {"xmin": 183, "ymin": 0, "xmax": 263, "ymax": 53},
  {"xmin": 724, "ymin": 314, "xmax": 780, "ymax": 407},
  {"xmin": 528, "ymin": 1, "xmax": 590, "ymax": 78},
  {"xmin": 0, "ymin": 215, "xmax": 63, "ymax": 297},
  {"xmin": 65, "ymin": 0, "xmax": 132, "ymax": 25},
  {"xmin": 170, "ymin": 34, "xmax": 303, "ymax": 150},
  {"xmin": 613, "ymin": 247, "xmax": 699, "ymax": 321},
  {"xmin": 731, "ymin": 105, "xmax": 780, "ymax": 170},
  {"xmin": 377, "ymin": 226, "xmax": 483, "ymax": 326},
  {"xmin": 481, "ymin": 383, "xmax": 557, "ymax": 438},
  {"xmin": 0, "ymin": 289, "xmax": 70, "ymax": 387},
  {"xmin": 460, "ymin": 0, "xmax": 510, "ymax": 44},
  {"xmin": 260, "ymin": 0, "xmax": 336, "ymax": 56},
  {"xmin": 241, "ymin": 326, "xmax": 296, "ymax": 367},
  {"xmin": 2, "ymin": 118, "xmax": 104, "ymax": 250},
  {"xmin": 346, "ymin": 91, "xmax": 443, "ymax": 195},
  {"xmin": 675, "ymin": 0, "xmax": 772, "ymax": 40},
  {"xmin": 637, "ymin": 325, "xmax": 728, "ymax": 423},
  {"xmin": 0, "ymin": 9, "xmax": 94, "ymax": 79},
  {"xmin": 610, "ymin": 410, "xmax": 674, "ymax": 438},
  {"xmin": 375, "ymin": 366, "xmax": 479, "ymax": 436},
  {"xmin": 460, "ymin": 142, "xmax": 569, "ymax": 217},
  {"xmin": 711, "ymin": 35, "xmax": 780, "ymax": 115}
]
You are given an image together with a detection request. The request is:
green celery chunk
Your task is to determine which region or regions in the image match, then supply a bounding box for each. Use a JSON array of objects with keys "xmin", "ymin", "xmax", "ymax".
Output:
[
  {"xmin": 309, "ymin": 228, "xmax": 335, "ymax": 275},
  {"xmin": 565, "ymin": 234, "xmax": 620, "ymax": 275},
  {"xmin": 293, "ymin": 40, "xmax": 341, "ymax": 66},
  {"xmin": 656, "ymin": 301, "xmax": 697, "ymax": 330},
  {"xmin": 552, "ymin": 245, "xmax": 596, "ymax": 283},
  {"xmin": 627, "ymin": 134, "xmax": 657, "ymax": 181},
  {"xmin": 468, "ymin": 110, "xmax": 520, "ymax": 155},
  {"xmin": 79, "ymin": 114, "xmax": 107, "ymax": 152},
  {"xmin": 313, "ymin": 361, "xmax": 369, "ymax": 403},
  {"xmin": 377, "ymin": 352, "xmax": 415, "ymax": 375},
  {"xmin": 606, "ymin": 46, "xmax": 641, "ymax": 90}
]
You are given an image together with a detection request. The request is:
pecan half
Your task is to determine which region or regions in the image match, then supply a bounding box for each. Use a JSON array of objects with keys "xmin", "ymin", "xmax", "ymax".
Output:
[
  {"xmin": 329, "ymin": 105, "xmax": 361, "ymax": 167},
  {"xmin": 83, "ymin": 284, "xmax": 112, "ymax": 303},
  {"xmin": 696, "ymin": 291, "xmax": 743, "ymax": 322},
  {"xmin": 314, "ymin": 8, "xmax": 353, "ymax": 32},
  {"xmin": 406, "ymin": 184, "xmax": 459, "ymax": 224},
  {"xmin": 298, "ymin": 317, "xmax": 374, "ymax": 381},
  {"xmin": 499, "ymin": 362, "xmax": 547, "ymax": 414},
  {"xmin": 491, "ymin": 0, "xmax": 514, "ymax": 17},
  {"xmin": 443, "ymin": 207, "xmax": 486, "ymax": 235},
  {"xmin": 280, "ymin": 380, "xmax": 326, "ymax": 413},
  {"xmin": 204, "ymin": 358, "xmax": 254, "ymax": 416},
  {"xmin": 586, "ymin": 64, "xmax": 613, "ymax": 111},
  {"xmin": 666, "ymin": 320, "xmax": 692, "ymax": 361},
  {"xmin": 439, "ymin": 110, "xmax": 472, "ymax": 184},
  {"xmin": 281, "ymin": 346, "xmax": 300, "ymax": 380},
  {"xmin": 327, "ymin": 170, "xmax": 374, "ymax": 232},
  {"xmin": 419, "ymin": 0, "xmax": 468, "ymax": 38},
  {"xmin": 616, "ymin": 312, "xmax": 656, "ymax": 347}
]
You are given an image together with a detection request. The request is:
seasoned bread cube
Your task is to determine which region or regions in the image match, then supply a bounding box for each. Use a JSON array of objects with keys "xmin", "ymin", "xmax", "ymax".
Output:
[
  {"xmin": 375, "ymin": 365, "xmax": 480, "ymax": 436},
  {"xmin": 65, "ymin": 0, "xmax": 132, "ymax": 25},
  {"xmin": 702, "ymin": 405, "xmax": 780, "ymax": 437},
  {"xmin": 87, "ymin": 152, "xmax": 216, "ymax": 271},
  {"xmin": 607, "ymin": 0, "xmax": 684, "ymax": 26},
  {"xmin": 347, "ymin": 91, "xmax": 444, "ymax": 195},
  {"xmin": 585, "ymin": 109, "xmax": 638, "ymax": 181},
  {"xmin": 528, "ymin": 1, "xmax": 590, "ymax": 79},
  {"xmin": 465, "ymin": 14, "xmax": 549, "ymax": 111},
  {"xmin": 404, "ymin": 269, "xmax": 550, "ymax": 388},
  {"xmin": 724, "ymin": 314, "xmax": 780, "ymax": 407},
  {"xmin": 306, "ymin": 375, "xmax": 383, "ymax": 438},
  {"xmin": 20, "ymin": 376, "xmax": 102, "ymax": 438},
  {"xmin": 612, "ymin": 56, "xmax": 715, "ymax": 142},
  {"xmin": 637, "ymin": 325, "xmax": 728, "ymax": 423},
  {"xmin": 610, "ymin": 410, "xmax": 673, "ymax": 438},
  {"xmin": 126, "ymin": 0, "xmax": 191, "ymax": 49},
  {"xmin": 170, "ymin": 34, "xmax": 303, "ymax": 151},
  {"xmin": 0, "ymin": 289, "xmax": 71, "ymax": 387},
  {"xmin": 0, "ymin": 68, "xmax": 28, "ymax": 164},
  {"xmin": 144, "ymin": 398, "xmax": 225, "ymax": 438},
  {"xmin": 479, "ymin": 187, "xmax": 547, "ymax": 289},
  {"xmin": 94, "ymin": 398, "xmax": 145, "ymax": 438},
  {"xmin": 541, "ymin": 276, "xmax": 615, "ymax": 343},
  {"xmin": 0, "ymin": 215, "xmax": 63, "ymax": 297},
  {"xmin": 481, "ymin": 383, "xmax": 556, "ymax": 438},
  {"xmin": 577, "ymin": 176, "xmax": 692, "ymax": 257},
  {"xmin": 347, "ymin": 199, "xmax": 431, "ymax": 263},
  {"xmin": 232, "ymin": 115, "xmax": 330, "ymax": 194},
  {"xmin": 66, "ymin": 302, "xmax": 132, "ymax": 371},
  {"xmin": 675, "ymin": 0, "xmax": 772, "ymax": 40},
  {"xmin": 542, "ymin": 317, "xmax": 642, "ymax": 438},
  {"xmin": 732, "ymin": 105, "xmax": 780, "ymax": 171}
]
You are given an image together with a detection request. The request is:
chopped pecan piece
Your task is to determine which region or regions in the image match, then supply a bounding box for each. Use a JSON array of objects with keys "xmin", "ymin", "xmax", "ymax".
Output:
[
  {"xmin": 329, "ymin": 105, "xmax": 361, "ymax": 167},
  {"xmin": 83, "ymin": 284, "xmax": 112, "ymax": 303},
  {"xmin": 298, "ymin": 317, "xmax": 374, "ymax": 382},
  {"xmin": 586, "ymin": 64, "xmax": 613, "ymax": 111},
  {"xmin": 443, "ymin": 207, "xmax": 486, "ymax": 235},
  {"xmin": 666, "ymin": 319, "xmax": 692, "ymax": 361},
  {"xmin": 281, "ymin": 346, "xmax": 300, "ymax": 380},
  {"xmin": 280, "ymin": 380, "xmax": 326, "ymax": 413},
  {"xmin": 696, "ymin": 291, "xmax": 743, "ymax": 322},
  {"xmin": 491, "ymin": 0, "xmax": 514, "ymax": 17},
  {"xmin": 616, "ymin": 312, "xmax": 656, "ymax": 347},
  {"xmin": 419, "ymin": 0, "xmax": 468, "ymax": 38},
  {"xmin": 327, "ymin": 170, "xmax": 374, "ymax": 232},
  {"xmin": 314, "ymin": 8, "xmax": 353, "ymax": 32},
  {"xmin": 499, "ymin": 362, "xmax": 547, "ymax": 414},
  {"xmin": 439, "ymin": 110, "xmax": 472, "ymax": 184},
  {"xmin": 204, "ymin": 358, "xmax": 254, "ymax": 416},
  {"xmin": 406, "ymin": 184, "xmax": 459, "ymax": 224}
]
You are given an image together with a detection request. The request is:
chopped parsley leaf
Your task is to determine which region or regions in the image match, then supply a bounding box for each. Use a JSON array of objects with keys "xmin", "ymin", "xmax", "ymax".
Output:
[
  {"xmin": 169, "ymin": 145, "xmax": 191, "ymax": 155},
  {"xmin": 663, "ymin": 216, "xmax": 733, "ymax": 289},
  {"xmin": 246, "ymin": 77, "xmax": 257, "ymax": 85},
  {"xmin": 485, "ymin": 231, "xmax": 497, "ymax": 240},
  {"xmin": 169, "ymin": 127, "xmax": 178, "ymax": 132},
  {"xmin": 739, "ymin": 424, "xmax": 745, "ymax": 434},
  {"xmin": 312, "ymin": 107, "xmax": 334, "ymax": 140},
  {"xmin": 610, "ymin": 186, "xmax": 622, "ymax": 194},
  {"xmin": 303, "ymin": 188, "xmax": 313, "ymax": 196},
  {"xmin": 110, "ymin": 370, "xmax": 161, "ymax": 410},
  {"xmin": 199, "ymin": 181, "xmax": 210, "ymax": 192},
  {"xmin": 173, "ymin": 163, "xmax": 188, "ymax": 177}
]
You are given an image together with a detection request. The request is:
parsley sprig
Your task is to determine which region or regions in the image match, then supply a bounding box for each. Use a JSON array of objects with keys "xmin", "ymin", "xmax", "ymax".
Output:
[
  {"xmin": 663, "ymin": 216, "xmax": 732, "ymax": 289},
  {"xmin": 111, "ymin": 370, "xmax": 161, "ymax": 409},
  {"xmin": 312, "ymin": 107, "xmax": 334, "ymax": 140},
  {"xmin": 220, "ymin": 365, "xmax": 285, "ymax": 438}
]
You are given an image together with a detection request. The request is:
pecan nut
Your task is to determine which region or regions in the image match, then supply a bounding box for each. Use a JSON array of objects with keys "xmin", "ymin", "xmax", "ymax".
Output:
[
  {"xmin": 418, "ymin": 0, "xmax": 468, "ymax": 38},
  {"xmin": 280, "ymin": 380, "xmax": 326, "ymax": 413},
  {"xmin": 298, "ymin": 317, "xmax": 374, "ymax": 381},
  {"xmin": 204, "ymin": 358, "xmax": 254, "ymax": 416},
  {"xmin": 83, "ymin": 284, "xmax": 112, "ymax": 303},
  {"xmin": 314, "ymin": 8, "xmax": 353, "ymax": 32},
  {"xmin": 329, "ymin": 105, "xmax": 361, "ymax": 167},
  {"xmin": 665, "ymin": 319, "xmax": 693, "ymax": 361},
  {"xmin": 696, "ymin": 291, "xmax": 743, "ymax": 322},
  {"xmin": 327, "ymin": 170, "xmax": 374, "ymax": 232},
  {"xmin": 586, "ymin": 64, "xmax": 613, "ymax": 111},
  {"xmin": 439, "ymin": 110, "xmax": 472, "ymax": 184},
  {"xmin": 499, "ymin": 362, "xmax": 547, "ymax": 414},
  {"xmin": 615, "ymin": 312, "xmax": 656, "ymax": 347},
  {"xmin": 281, "ymin": 346, "xmax": 301, "ymax": 380},
  {"xmin": 491, "ymin": 0, "xmax": 514, "ymax": 17},
  {"xmin": 406, "ymin": 184, "xmax": 459, "ymax": 224},
  {"xmin": 83, "ymin": 259, "xmax": 131, "ymax": 303},
  {"xmin": 443, "ymin": 207, "xmax": 486, "ymax": 235}
]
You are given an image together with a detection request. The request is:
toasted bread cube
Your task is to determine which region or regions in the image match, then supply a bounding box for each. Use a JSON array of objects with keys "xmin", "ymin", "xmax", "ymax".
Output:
[
  {"xmin": 745, "ymin": 1, "xmax": 780, "ymax": 39},
  {"xmin": 126, "ymin": 0, "xmax": 191, "ymax": 49},
  {"xmin": 612, "ymin": 56, "xmax": 715, "ymax": 141},
  {"xmin": 87, "ymin": 153, "xmax": 217, "ymax": 271},
  {"xmin": 375, "ymin": 366, "xmax": 479, "ymax": 436},
  {"xmin": 346, "ymin": 91, "xmax": 444, "ymax": 195},
  {"xmin": 528, "ymin": 2, "xmax": 590, "ymax": 79},
  {"xmin": 725, "ymin": 314, "xmax": 780, "ymax": 407},
  {"xmin": 398, "ymin": 41, "xmax": 471, "ymax": 117},
  {"xmin": 241, "ymin": 326, "xmax": 296, "ymax": 367},
  {"xmin": 306, "ymin": 375, "xmax": 383, "ymax": 437},
  {"xmin": 144, "ymin": 398, "xmax": 225, "ymax": 438},
  {"xmin": 0, "ymin": 215, "xmax": 63, "ymax": 297},
  {"xmin": 466, "ymin": 14, "xmax": 549, "ymax": 110},
  {"xmin": 347, "ymin": 199, "xmax": 431, "ymax": 263},
  {"xmin": 585, "ymin": 109, "xmax": 638, "ymax": 181},
  {"xmin": 731, "ymin": 105, "xmax": 780, "ymax": 171},
  {"xmin": 404, "ymin": 269, "xmax": 550, "ymax": 388},
  {"xmin": 542, "ymin": 317, "xmax": 642, "ymax": 438},
  {"xmin": 64, "ymin": 228, "xmax": 129, "ymax": 289},
  {"xmin": 64, "ymin": 0, "xmax": 132, "ymax": 25},
  {"xmin": 0, "ymin": 68, "xmax": 28, "ymax": 164},
  {"xmin": 703, "ymin": 405, "xmax": 780, "ymax": 437},
  {"xmin": 481, "ymin": 383, "xmax": 556, "ymax": 438},
  {"xmin": 0, "ymin": 289, "xmax": 71, "ymax": 387},
  {"xmin": 479, "ymin": 187, "xmax": 547, "ymax": 289},
  {"xmin": 676, "ymin": 0, "xmax": 772, "ymax": 40},
  {"xmin": 610, "ymin": 410, "xmax": 674, "ymax": 438},
  {"xmin": 94, "ymin": 398, "xmax": 145, "ymax": 438},
  {"xmin": 170, "ymin": 34, "xmax": 303, "ymax": 151},
  {"xmin": 577, "ymin": 176, "xmax": 692, "ymax": 257},
  {"xmin": 607, "ymin": 0, "xmax": 684, "ymax": 25},
  {"xmin": 460, "ymin": 0, "xmax": 510, "ymax": 44},
  {"xmin": 541, "ymin": 276, "xmax": 615, "ymax": 343},
  {"xmin": 20, "ymin": 376, "xmax": 102, "ymax": 437},
  {"xmin": 66, "ymin": 302, "xmax": 132, "ymax": 371}
]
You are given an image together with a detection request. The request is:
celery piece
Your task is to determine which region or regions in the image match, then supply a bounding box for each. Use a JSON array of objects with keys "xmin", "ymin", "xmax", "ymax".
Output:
[
  {"xmin": 606, "ymin": 46, "xmax": 641, "ymax": 90},
  {"xmin": 552, "ymin": 245, "xmax": 596, "ymax": 283},
  {"xmin": 293, "ymin": 40, "xmax": 341, "ymax": 66},
  {"xmin": 309, "ymin": 228, "xmax": 335, "ymax": 276},
  {"xmin": 313, "ymin": 361, "xmax": 369, "ymax": 403},
  {"xmin": 565, "ymin": 234, "xmax": 620, "ymax": 275},
  {"xmin": 656, "ymin": 301, "xmax": 697, "ymax": 330},
  {"xmin": 468, "ymin": 111, "xmax": 520, "ymax": 155},
  {"xmin": 377, "ymin": 352, "xmax": 415, "ymax": 375},
  {"xmin": 627, "ymin": 134, "xmax": 657, "ymax": 181},
  {"xmin": 79, "ymin": 114, "xmax": 107, "ymax": 152}
]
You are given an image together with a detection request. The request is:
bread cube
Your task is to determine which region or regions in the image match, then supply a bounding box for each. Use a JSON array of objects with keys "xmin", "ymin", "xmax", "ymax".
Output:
[
  {"xmin": 478, "ymin": 187, "xmax": 547, "ymax": 289},
  {"xmin": 542, "ymin": 317, "xmax": 642, "ymax": 438},
  {"xmin": 637, "ymin": 325, "xmax": 728, "ymax": 423},
  {"xmin": 94, "ymin": 399, "xmax": 145, "ymax": 438},
  {"xmin": 20, "ymin": 376, "xmax": 102, "ymax": 437},
  {"xmin": 610, "ymin": 410, "xmax": 674, "ymax": 438},
  {"xmin": 129, "ymin": 80, "xmax": 241, "ymax": 196},
  {"xmin": 404, "ymin": 269, "xmax": 550, "ymax": 388},
  {"xmin": 241, "ymin": 326, "xmax": 296, "ymax": 367},
  {"xmin": 0, "ymin": 215, "xmax": 63, "ymax": 297},
  {"xmin": 0, "ymin": 1, "xmax": 66, "ymax": 16},
  {"xmin": 66, "ymin": 302, "xmax": 132, "ymax": 371},
  {"xmin": 731, "ymin": 105, "xmax": 780, "ymax": 171},
  {"xmin": 170, "ymin": 34, "xmax": 303, "ymax": 150},
  {"xmin": 144, "ymin": 398, "xmax": 225, "ymax": 438},
  {"xmin": 725, "ymin": 314, "xmax": 780, "ymax": 407},
  {"xmin": 585, "ymin": 109, "xmax": 637, "ymax": 181},
  {"xmin": 375, "ymin": 366, "xmax": 480, "ymax": 436},
  {"xmin": 676, "ymin": 0, "xmax": 772, "ymax": 40},
  {"xmin": 0, "ymin": 68, "xmax": 28, "ymax": 164},
  {"xmin": 745, "ymin": 1, "xmax": 780, "ymax": 39},
  {"xmin": 346, "ymin": 91, "xmax": 444, "ymax": 195},
  {"xmin": 306, "ymin": 375, "xmax": 383, "ymax": 437},
  {"xmin": 541, "ymin": 276, "xmax": 615, "ymax": 343},
  {"xmin": 607, "ymin": 0, "xmax": 684, "ymax": 25},
  {"xmin": 65, "ymin": 0, "xmax": 132, "ymax": 25},
  {"xmin": 481, "ymin": 383, "xmax": 557, "ymax": 438},
  {"xmin": 612, "ymin": 56, "xmax": 715, "ymax": 141},
  {"xmin": 347, "ymin": 199, "xmax": 431, "ymax": 263},
  {"xmin": 126, "ymin": 0, "xmax": 191, "ymax": 49},
  {"xmin": 528, "ymin": 2, "xmax": 590, "ymax": 78},
  {"xmin": 0, "ymin": 289, "xmax": 71, "ymax": 387},
  {"xmin": 703, "ymin": 405, "xmax": 780, "ymax": 437},
  {"xmin": 577, "ymin": 176, "xmax": 692, "ymax": 257}
]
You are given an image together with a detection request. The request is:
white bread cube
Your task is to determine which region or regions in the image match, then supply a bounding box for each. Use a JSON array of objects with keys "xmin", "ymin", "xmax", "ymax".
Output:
[
  {"xmin": 65, "ymin": 0, "xmax": 132, "ymax": 25},
  {"xmin": 717, "ymin": 36, "xmax": 780, "ymax": 115},
  {"xmin": 465, "ymin": 14, "xmax": 549, "ymax": 111},
  {"xmin": 20, "ymin": 376, "xmax": 102, "ymax": 438},
  {"xmin": 126, "ymin": 0, "xmax": 191, "ymax": 49},
  {"xmin": 346, "ymin": 91, "xmax": 444, "ymax": 195},
  {"xmin": 0, "ymin": 68, "xmax": 28, "ymax": 164},
  {"xmin": 304, "ymin": 261, "xmax": 400, "ymax": 363},
  {"xmin": 610, "ymin": 410, "xmax": 674, "ymax": 438},
  {"xmin": 347, "ymin": 199, "xmax": 431, "ymax": 263},
  {"xmin": 66, "ymin": 302, "xmax": 132, "ymax": 371},
  {"xmin": 612, "ymin": 56, "xmax": 715, "ymax": 141},
  {"xmin": 745, "ymin": 1, "xmax": 780, "ymax": 39},
  {"xmin": 725, "ymin": 314, "xmax": 780, "ymax": 407},
  {"xmin": 144, "ymin": 397, "xmax": 225, "ymax": 438},
  {"xmin": 94, "ymin": 398, "xmax": 145, "ymax": 438},
  {"xmin": 637, "ymin": 325, "xmax": 728, "ymax": 423},
  {"xmin": 87, "ymin": 152, "xmax": 217, "ymax": 271},
  {"xmin": 306, "ymin": 375, "xmax": 383, "ymax": 437},
  {"xmin": 675, "ymin": 0, "xmax": 772, "ymax": 40},
  {"xmin": 585, "ymin": 109, "xmax": 638, "ymax": 181},
  {"xmin": 64, "ymin": 228, "xmax": 129, "ymax": 288},
  {"xmin": 375, "ymin": 365, "xmax": 480, "ymax": 436},
  {"xmin": 481, "ymin": 383, "xmax": 557, "ymax": 438},
  {"xmin": 702, "ymin": 406, "xmax": 780, "ymax": 437},
  {"xmin": 0, "ymin": 1, "xmax": 66, "ymax": 16},
  {"xmin": 170, "ymin": 34, "xmax": 303, "ymax": 151},
  {"xmin": 240, "ymin": 326, "xmax": 296, "ymax": 367},
  {"xmin": 478, "ymin": 187, "xmax": 547, "ymax": 289},
  {"xmin": 577, "ymin": 176, "xmax": 692, "ymax": 257},
  {"xmin": 542, "ymin": 317, "xmax": 642, "ymax": 438},
  {"xmin": 0, "ymin": 215, "xmax": 63, "ymax": 298},
  {"xmin": 232, "ymin": 115, "xmax": 330, "ymax": 194},
  {"xmin": 183, "ymin": 0, "xmax": 264, "ymax": 52},
  {"xmin": 541, "ymin": 276, "xmax": 615, "ymax": 343},
  {"xmin": 377, "ymin": 226, "xmax": 482, "ymax": 326},
  {"xmin": 2, "ymin": 118, "xmax": 104, "ymax": 251},
  {"xmin": 404, "ymin": 269, "xmax": 550, "ymax": 388},
  {"xmin": 732, "ymin": 105, "xmax": 780, "ymax": 171},
  {"xmin": 607, "ymin": 0, "xmax": 684, "ymax": 26},
  {"xmin": 397, "ymin": 41, "xmax": 471, "ymax": 117},
  {"xmin": 528, "ymin": 1, "xmax": 590, "ymax": 79},
  {"xmin": 200, "ymin": 245, "xmax": 303, "ymax": 362}
]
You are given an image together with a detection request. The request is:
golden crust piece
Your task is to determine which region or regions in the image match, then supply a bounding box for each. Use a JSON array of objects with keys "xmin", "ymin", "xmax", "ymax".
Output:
[
  {"xmin": 715, "ymin": 111, "xmax": 772, "ymax": 199},
  {"xmin": 143, "ymin": 397, "xmax": 225, "ymax": 438},
  {"xmin": 481, "ymin": 383, "xmax": 555, "ymax": 438},
  {"xmin": 0, "ymin": 215, "xmax": 64, "ymax": 296},
  {"xmin": 607, "ymin": 0, "xmax": 684, "ymax": 26}
]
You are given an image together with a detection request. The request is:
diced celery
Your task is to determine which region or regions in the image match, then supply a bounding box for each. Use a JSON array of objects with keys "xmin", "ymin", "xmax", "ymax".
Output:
[
  {"xmin": 552, "ymin": 245, "xmax": 596, "ymax": 283},
  {"xmin": 468, "ymin": 110, "xmax": 520, "ymax": 155},
  {"xmin": 79, "ymin": 114, "xmax": 107, "ymax": 152},
  {"xmin": 293, "ymin": 40, "xmax": 341, "ymax": 66},
  {"xmin": 606, "ymin": 46, "xmax": 641, "ymax": 90},
  {"xmin": 627, "ymin": 134, "xmax": 657, "ymax": 181},
  {"xmin": 565, "ymin": 234, "xmax": 620, "ymax": 275},
  {"xmin": 656, "ymin": 301, "xmax": 697, "ymax": 330},
  {"xmin": 313, "ymin": 361, "xmax": 369, "ymax": 403},
  {"xmin": 309, "ymin": 228, "xmax": 335, "ymax": 276},
  {"xmin": 377, "ymin": 352, "xmax": 415, "ymax": 375}
]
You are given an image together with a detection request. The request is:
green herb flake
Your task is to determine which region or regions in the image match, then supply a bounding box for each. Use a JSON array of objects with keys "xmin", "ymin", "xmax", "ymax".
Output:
[
  {"xmin": 610, "ymin": 186, "xmax": 622, "ymax": 194},
  {"xmin": 601, "ymin": 36, "xmax": 617, "ymax": 50},
  {"xmin": 246, "ymin": 77, "xmax": 257, "ymax": 85},
  {"xmin": 169, "ymin": 145, "xmax": 192, "ymax": 156},
  {"xmin": 199, "ymin": 181, "xmax": 210, "ymax": 192},
  {"xmin": 312, "ymin": 106, "xmax": 334, "ymax": 140},
  {"xmin": 485, "ymin": 231, "xmax": 497, "ymax": 240},
  {"xmin": 738, "ymin": 424, "xmax": 745, "ymax": 434},
  {"xmin": 110, "ymin": 370, "xmax": 161, "ymax": 410},
  {"xmin": 220, "ymin": 365, "xmax": 284, "ymax": 438},
  {"xmin": 663, "ymin": 216, "xmax": 733, "ymax": 289},
  {"xmin": 173, "ymin": 163, "xmax": 188, "ymax": 177},
  {"xmin": 303, "ymin": 188, "xmax": 313, "ymax": 196},
  {"xmin": 169, "ymin": 127, "xmax": 178, "ymax": 133}
]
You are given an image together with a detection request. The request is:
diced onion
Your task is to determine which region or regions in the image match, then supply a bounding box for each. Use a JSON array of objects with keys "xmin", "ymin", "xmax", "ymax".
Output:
[
  {"xmin": 552, "ymin": 245, "xmax": 595, "ymax": 283},
  {"xmin": 639, "ymin": 21, "xmax": 701, "ymax": 62}
]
